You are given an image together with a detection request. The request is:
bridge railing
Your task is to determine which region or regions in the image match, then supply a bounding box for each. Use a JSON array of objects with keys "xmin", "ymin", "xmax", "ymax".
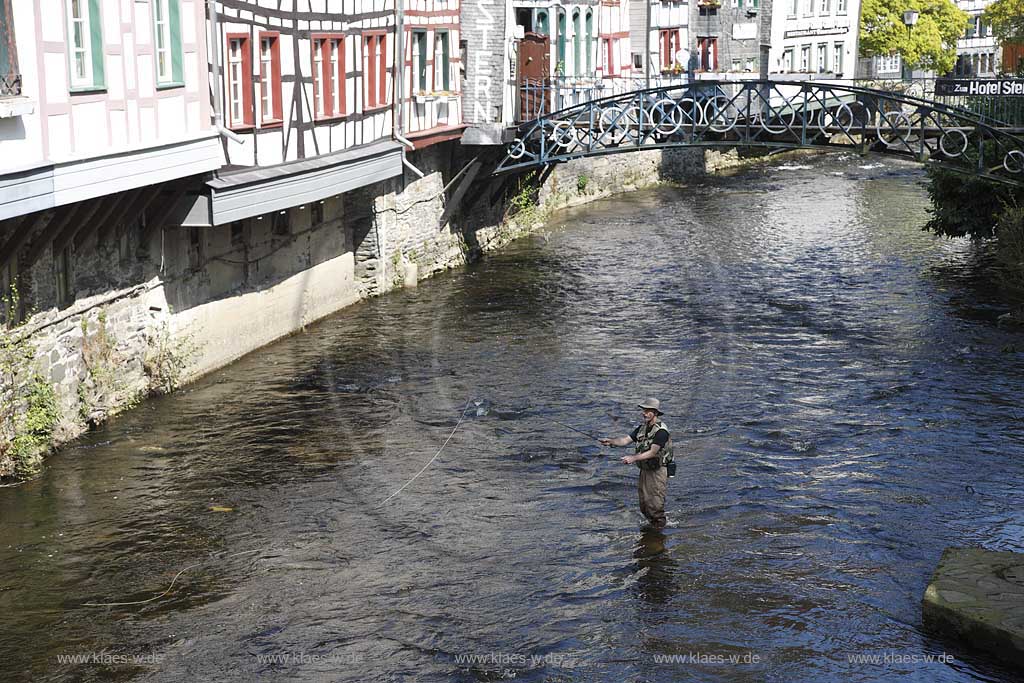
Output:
[{"xmin": 498, "ymin": 79, "xmax": 1024, "ymax": 186}]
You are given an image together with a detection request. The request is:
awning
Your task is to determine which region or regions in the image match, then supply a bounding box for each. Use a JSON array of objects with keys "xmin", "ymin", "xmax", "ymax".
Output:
[{"xmin": 180, "ymin": 140, "xmax": 404, "ymax": 226}]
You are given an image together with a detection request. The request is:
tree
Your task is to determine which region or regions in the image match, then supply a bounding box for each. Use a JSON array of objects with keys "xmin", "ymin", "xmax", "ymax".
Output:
[
  {"xmin": 860, "ymin": 0, "xmax": 969, "ymax": 74},
  {"xmin": 982, "ymin": 0, "xmax": 1024, "ymax": 43}
]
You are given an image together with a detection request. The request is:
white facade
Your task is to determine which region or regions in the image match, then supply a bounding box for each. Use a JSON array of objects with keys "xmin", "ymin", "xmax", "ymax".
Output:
[
  {"xmin": 401, "ymin": 0, "xmax": 464, "ymax": 144},
  {"xmin": 215, "ymin": 0, "xmax": 398, "ymax": 167},
  {"xmin": 0, "ymin": 0, "xmax": 220, "ymax": 221},
  {"xmin": 768, "ymin": 0, "xmax": 860, "ymax": 79},
  {"xmin": 953, "ymin": 0, "xmax": 1000, "ymax": 76}
]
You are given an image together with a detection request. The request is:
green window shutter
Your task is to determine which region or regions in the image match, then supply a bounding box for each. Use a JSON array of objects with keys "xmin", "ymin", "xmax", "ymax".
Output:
[
  {"xmin": 441, "ymin": 32, "xmax": 450, "ymax": 90},
  {"xmin": 557, "ymin": 11, "xmax": 565, "ymax": 72},
  {"xmin": 585, "ymin": 13, "xmax": 592, "ymax": 75},
  {"xmin": 89, "ymin": 0, "xmax": 104, "ymax": 87},
  {"xmin": 170, "ymin": 0, "xmax": 183, "ymax": 83}
]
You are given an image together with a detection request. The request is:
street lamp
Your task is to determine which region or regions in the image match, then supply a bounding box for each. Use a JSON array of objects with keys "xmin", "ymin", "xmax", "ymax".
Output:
[{"xmin": 901, "ymin": 10, "xmax": 919, "ymax": 81}]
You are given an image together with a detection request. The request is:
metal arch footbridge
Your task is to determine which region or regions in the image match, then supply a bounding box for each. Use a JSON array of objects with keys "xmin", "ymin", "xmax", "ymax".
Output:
[{"xmin": 494, "ymin": 80, "xmax": 1024, "ymax": 186}]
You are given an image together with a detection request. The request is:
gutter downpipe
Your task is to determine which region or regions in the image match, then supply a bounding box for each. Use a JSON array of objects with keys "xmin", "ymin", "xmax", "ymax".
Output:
[
  {"xmin": 645, "ymin": 0, "xmax": 651, "ymax": 90},
  {"xmin": 393, "ymin": 0, "xmax": 425, "ymax": 179},
  {"xmin": 208, "ymin": 1, "xmax": 243, "ymax": 144}
]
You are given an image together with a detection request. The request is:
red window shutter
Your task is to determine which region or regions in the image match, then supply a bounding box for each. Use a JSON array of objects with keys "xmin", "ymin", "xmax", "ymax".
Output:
[
  {"xmin": 241, "ymin": 36, "xmax": 254, "ymax": 126},
  {"xmin": 338, "ymin": 38, "xmax": 346, "ymax": 115},
  {"xmin": 378, "ymin": 34, "xmax": 387, "ymax": 105},
  {"xmin": 365, "ymin": 36, "xmax": 376, "ymax": 108},
  {"xmin": 322, "ymin": 38, "xmax": 333, "ymax": 117}
]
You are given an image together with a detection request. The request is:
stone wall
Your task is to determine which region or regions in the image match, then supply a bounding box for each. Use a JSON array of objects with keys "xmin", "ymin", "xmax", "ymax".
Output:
[{"xmin": 0, "ymin": 141, "xmax": 710, "ymax": 480}]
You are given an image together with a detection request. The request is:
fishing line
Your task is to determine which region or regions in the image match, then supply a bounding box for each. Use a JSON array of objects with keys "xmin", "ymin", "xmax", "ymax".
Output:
[{"xmin": 377, "ymin": 399, "xmax": 472, "ymax": 507}]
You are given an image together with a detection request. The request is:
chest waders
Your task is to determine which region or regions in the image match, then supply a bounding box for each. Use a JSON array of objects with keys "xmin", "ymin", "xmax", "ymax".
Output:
[{"xmin": 635, "ymin": 420, "xmax": 673, "ymax": 472}]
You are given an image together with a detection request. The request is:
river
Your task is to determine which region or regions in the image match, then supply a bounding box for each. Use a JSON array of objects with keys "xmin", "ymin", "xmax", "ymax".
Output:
[{"xmin": 2, "ymin": 153, "xmax": 1024, "ymax": 682}]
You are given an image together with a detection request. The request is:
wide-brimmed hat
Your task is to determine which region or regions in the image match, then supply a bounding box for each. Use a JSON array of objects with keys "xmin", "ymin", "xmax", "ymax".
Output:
[{"xmin": 637, "ymin": 398, "xmax": 663, "ymax": 415}]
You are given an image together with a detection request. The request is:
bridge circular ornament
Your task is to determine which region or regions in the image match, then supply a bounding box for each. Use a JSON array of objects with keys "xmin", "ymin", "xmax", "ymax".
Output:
[
  {"xmin": 705, "ymin": 96, "xmax": 738, "ymax": 133},
  {"xmin": 650, "ymin": 98, "xmax": 684, "ymax": 137},
  {"xmin": 756, "ymin": 105, "xmax": 796, "ymax": 135},
  {"xmin": 938, "ymin": 129, "xmax": 969, "ymax": 158},
  {"xmin": 1004, "ymin": 150, "xmax": 1024, "ymax": 174},
  {"xmin": 550, "ymin": 121, "xmax": 580, "ymax": 150},
  {"xmin": 508, "ymin": 138, "xmax": 527, "ymax": 160},
  {"xmin": 598, "ymin": 105, "xmax": 629, "ymax": 146},
  {"xmin": 876, "ymin": 111, "xmax": 911, "ymax": 148},
  {"xmin": 677, "ymin": 98, "xmax": 704, "ymax": 130}
]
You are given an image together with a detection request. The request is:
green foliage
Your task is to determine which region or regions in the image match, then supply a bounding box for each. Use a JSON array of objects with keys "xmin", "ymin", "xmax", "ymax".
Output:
[
  {"xmin": 0, "ymin": 286, "xmax": 57, "ymax": 479},
  {"xmin": 995, "ymin": 207, "xmax": 1024, "ymax": 303},
  {"xmin": 576, "ymin": 174, "xmax": 589, "ymax": 195},
  {"xmin": 143, "ymin": 322, "xmax": 196, "ymax": 395},
  {"xmin": 860, "ymin": 0, "xmax": 968, "ymax": 73},
  {"xmin": 923, "ymin": 167, "xmax": 1022, "ymax": 238},
  {"xmin": 982, "ymin": 0, "xmax": 1024, "ymax": 43},
  {"xmin": 508, "ymin": 171, "xmax": 540, "ymax": 220},
  {"xmin": 78, "ymin": 308, "xmax": 127, "ymax": 424}
]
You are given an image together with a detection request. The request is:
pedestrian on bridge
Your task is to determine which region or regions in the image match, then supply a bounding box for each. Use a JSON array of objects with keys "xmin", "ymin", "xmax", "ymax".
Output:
[{"xmin": 601, "ymin": 399, "xmax": 673, "ymax": 528}]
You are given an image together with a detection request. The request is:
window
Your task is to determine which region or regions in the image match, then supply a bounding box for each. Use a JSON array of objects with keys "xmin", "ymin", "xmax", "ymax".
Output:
[
  {"xmin": 585, "ymin": 11, "xmax": 593, "ymax": 75},
  {"xmin": 836, "ymin": 0, "xmax": 846, "ymax": 13},
  {"xmin": 226, "ymin": 35, "xmax": 252, "ymax": 127},
  {"xmin": 800, "ymin": 45, "xmax": 810, "ymax": 71},
  {"xmin": 782, "ymin": 48, "xmax": 794, "ymax": 72},
  {"xmin": 272, "ymin": 210, "xmax": 290, "ymax": 236},
  {"xmin": 363, "ymin": 33, "xmax": 388, "ymax": 109},
  {"xmin": 412, "ymin": 30, "xmax": 427, "ymax": 93},
  {"xmin": 572, "ymin": 11, "xmax": 581, "ymax": 77},
  {"xmin": 660, "ymin": 29, "xmax": 681, "ymax": 70},
  {"xmin": 833, "ymin": 43, "xmax": 844, "ymax": 75},
  {"xmin": 817, "ymin": 43, "xmax": 827, "ymax": 72},
  {"xmin": 0, "ymin": 0, "xmax": 21, "ymax": 96},
  {"xmin": 819, "ymin": 0, "xmax": 829, "ymax": 14},
  {"xmin": 188, "ymin": 228, "xmax": 203, "ymax": 270},
  {"xmin": 732, "ymin": 58, "xmax": 741, "ymax": 71},
  {"xmin": 697, "ymin": 37, "xmax": 717, "ymax": 71},
  {"xmin": 259, "ymin": 33, "xmax": 282, "ymax": 122},
  {"xmin": 54, "ymin": 245, "xmax": 73, "ymax": 306},
  {"xmin": 966, "ymin": 17, "xmax": 978, "ymax": 39},
  {"xmin": 536, "ymin": 9, "xmax": 549, "ymax": 35},
  {"xmin": 876, "ymin": 53, "xmax": 901, "ymax": 74},
  {"xmin": 602, "ymin": 37, "xmax": 617, "ymax": 76},
  {"xmin": 152, "ymin": 0, "xmax": 183, "ymax": 86},
  {"xmin": 788, "ymin": 0, "xmax": 798, "ymax": 17},
  {"xmin": 803, "ymin": 0, "xmax": 814, "ymax": 16},
  {"xmin": 745, "ymin": 57, "xmax": 754, "ymax": 72},
  {"xmin": 66, "ymin": 0, "xmax": 105, "ymax": 90},
  {"xmin": 557, "ymin": 10, "xmax": 566, "ymax": 75},
  {"xmin": 979, "ymin": 20, "xmax": 988, "ymax": 38},
  {"xmin": 433, "ymin": 31, "xmax": 450, "ymax": 92},
  {"xmin": 313, "ymin": 35, "xmax": 346, "ymax": 118},
  {"xmin": 1, "ymin": 261, "xmax": 17, "ymax": 328}
]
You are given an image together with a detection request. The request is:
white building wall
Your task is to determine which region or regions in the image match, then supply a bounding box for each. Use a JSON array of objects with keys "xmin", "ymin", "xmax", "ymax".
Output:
[{"xmin": 769, "ymin": 0, "xmax": 860, "ymax": 78}]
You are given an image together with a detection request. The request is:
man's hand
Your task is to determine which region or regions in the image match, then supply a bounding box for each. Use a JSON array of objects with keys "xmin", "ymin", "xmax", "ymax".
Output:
[
  {"xmin": 621, "ymin": 455, "xmax": 636, "ymax": 465},
  {"xmin": 599, "ymin": 437, "xmax": 614, "ymax": 446}
]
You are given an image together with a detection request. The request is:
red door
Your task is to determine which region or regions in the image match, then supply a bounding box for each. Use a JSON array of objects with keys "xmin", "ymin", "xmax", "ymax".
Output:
[{"xmin": 518, "ymin": 33, "xmax": 550, "ymax": 120}]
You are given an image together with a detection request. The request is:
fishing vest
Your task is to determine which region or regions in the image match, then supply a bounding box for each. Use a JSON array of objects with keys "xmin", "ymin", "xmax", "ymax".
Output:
[{"xmin": 634, "ymin": 420, "xmax": 673, "ymax": 471}]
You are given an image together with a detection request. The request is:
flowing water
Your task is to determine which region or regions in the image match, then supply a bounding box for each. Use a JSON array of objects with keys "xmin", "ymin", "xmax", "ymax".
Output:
[{"xmin": 3, "ymin": 154, "xmax": 1024, "ymax": 682}]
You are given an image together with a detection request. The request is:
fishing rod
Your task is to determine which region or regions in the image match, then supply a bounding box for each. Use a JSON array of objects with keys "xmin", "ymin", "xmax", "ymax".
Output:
[{"xmin": 551, "ymin": 419, "xmax": 606, "ymax": 444}]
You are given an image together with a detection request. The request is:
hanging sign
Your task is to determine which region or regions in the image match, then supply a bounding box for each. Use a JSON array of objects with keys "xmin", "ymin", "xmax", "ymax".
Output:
[{"xmin": 935, "ymin": 79, "xmax": 1024, "ymax": 96}]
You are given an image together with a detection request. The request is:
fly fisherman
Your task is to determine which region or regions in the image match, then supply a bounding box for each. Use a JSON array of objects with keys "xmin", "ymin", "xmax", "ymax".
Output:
[{"xmin": 600, "ymin": 399, "xmax": 673, "ymax": 529}]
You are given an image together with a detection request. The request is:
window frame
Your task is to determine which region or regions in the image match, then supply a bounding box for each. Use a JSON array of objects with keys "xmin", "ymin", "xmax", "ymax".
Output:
[
  {"xmin": 363, "ymin": 31, "xmax": 389, "ymax": 111},
  {"xmin": 152, "ymin": 0, "xmax": 184, "ymax": 88},
  {"xmin": 433, "ymin": 29, "xmax": 451, "ymax": 92},
  {"xmin": 312, "ymin": 33, "xmax": 346, "ymax": 120},
  {"xmin": 833, "ymin": 42, "xmax": 843, "ymax": 75},
  {"xmin": 412, "ymin": 29, "xmax": 428, "ymax": 94},
  {"xmin": 66, "ymin": 0, "xmax": 105, "ymax": 92},
  {"xmin": 659, "ymin": 29, "xmax": 681, "ymax": 70},
  {"xmin": 226, "ymin": 33, "xmax": 253, "ymax": 128},
  {"xmin": 258, "ymin": 31, "xmax": 283, "ymax": 123},
  {"xmin": 697, "ymin": 36, "xmax": 717, "ymax": 71}
]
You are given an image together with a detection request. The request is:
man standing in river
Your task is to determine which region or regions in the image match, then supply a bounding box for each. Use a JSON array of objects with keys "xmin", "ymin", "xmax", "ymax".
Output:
[{"xmin": 600, "ymin": 399, "xmax": 673, "ymax": 528}]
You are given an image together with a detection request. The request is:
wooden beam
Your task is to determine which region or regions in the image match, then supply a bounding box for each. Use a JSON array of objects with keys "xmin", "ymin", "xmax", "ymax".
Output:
[
  {"xmin": 24, "ymin": 200, "xmax": 100, "ymax": 266},
  {"xmin": 51, "ymin": 196, "xmax": 111, "ymax": 257},
  {"xmin": 91, "ymin": 187, "xmax": 146, "ymax": 248},
  {"xmin": 0, "ymin": 212, "xmax": 47, "ymax": 274},
  {"xmin": 22, "ymin": 202, "xmax": 87, "ymax": 269},
  {"xmin": 140, "ymin": 184, "xmax": 189, "ymax": 246},
  {"xmin": 74, "ymin": 189, "xmax": 139, "ymax": 251}
]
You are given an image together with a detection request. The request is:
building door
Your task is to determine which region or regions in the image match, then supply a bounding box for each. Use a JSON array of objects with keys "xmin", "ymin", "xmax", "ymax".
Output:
[{"xmin": 518, "ymin": 32, "xmax": 550, "ymax": 121}]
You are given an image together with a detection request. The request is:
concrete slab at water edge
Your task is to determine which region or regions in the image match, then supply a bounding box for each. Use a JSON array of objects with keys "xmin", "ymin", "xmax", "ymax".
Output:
[{"xmin": 923, "ymin": 547, "xmax": 1024, "ymax": 668}]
